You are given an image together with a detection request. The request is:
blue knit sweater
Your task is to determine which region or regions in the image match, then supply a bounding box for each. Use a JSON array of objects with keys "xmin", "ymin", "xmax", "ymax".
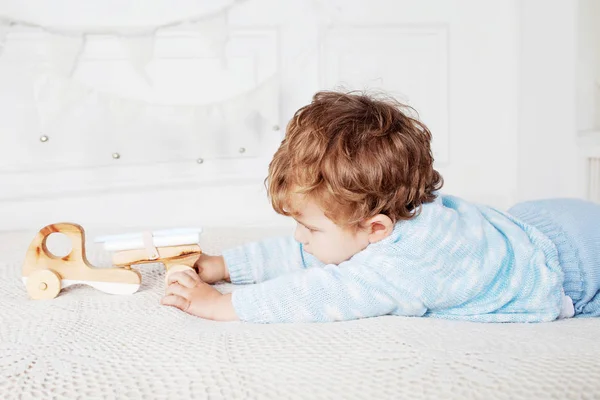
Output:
[{"xmin": 222, "ymin": 194, "xmax": 566, "ymax": 323}]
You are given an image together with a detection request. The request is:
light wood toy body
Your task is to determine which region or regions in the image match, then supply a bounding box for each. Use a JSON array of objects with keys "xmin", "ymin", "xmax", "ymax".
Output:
[
  {"xmin": 22, "ymin": 223, "xmax": 202, "ymax": 300},
  {"xmin": 111, "ymin": 244, "xmax": 201, "ymax": 283},
  {"xmin": 22, "ymin": 223, "xmax": 142, "ymax": 300}
]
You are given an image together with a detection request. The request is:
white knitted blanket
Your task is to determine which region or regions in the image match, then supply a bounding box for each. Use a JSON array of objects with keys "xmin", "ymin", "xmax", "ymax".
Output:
[{"xmin": 1, "ymin": 227, "xmax": 600, "ymax": 399}]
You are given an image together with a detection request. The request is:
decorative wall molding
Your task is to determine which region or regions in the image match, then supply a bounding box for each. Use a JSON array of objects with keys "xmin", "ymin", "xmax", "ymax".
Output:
[{"xmin": 0, "ymin": 28, "xmax": 281, "ymax": 201}]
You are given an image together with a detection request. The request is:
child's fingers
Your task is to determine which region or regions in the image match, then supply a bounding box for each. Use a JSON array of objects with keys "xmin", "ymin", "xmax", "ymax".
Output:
[
  {"xmin": 167, "ymin": 269, "xmax": 200, "ymax": 288},
  {"xmin": 165, "ymin": 282, "xmax": 191, "ymax": 299},
  {"xmin": 161, "ymin": 294, "xmax": 190, "ymax": 311}
]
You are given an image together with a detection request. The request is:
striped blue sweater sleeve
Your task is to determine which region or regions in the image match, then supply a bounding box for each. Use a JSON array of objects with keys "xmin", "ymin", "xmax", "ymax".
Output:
[{"xmin": 221, "ymin": 236, "xmax": 324, "ymax": 284}]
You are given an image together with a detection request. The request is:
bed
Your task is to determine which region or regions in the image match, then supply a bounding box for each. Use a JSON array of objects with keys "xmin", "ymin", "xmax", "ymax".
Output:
[{"xmin": 1, "ymin": 227, "xmax": 599, "ymax": 399}]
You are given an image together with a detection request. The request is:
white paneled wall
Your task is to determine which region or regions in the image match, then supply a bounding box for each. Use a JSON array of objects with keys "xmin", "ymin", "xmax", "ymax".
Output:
[
  {"xmin": 0, "ymin": 28, "xmax": 280, "ymax": 196},
  {"xmin": 587, "ymin": 157, "xmax": 600, "ymax": 203},
  {"xmin": 518, "ymin": 0, "xmax": 580, "ymax": 202},
  {"xmin": 577, "ymin": 0, "xmax": 600, "ymax": 133},
  {"xmin": 577, "ymin": 0, "xmax": 600, "ymax": 204},
  {"xmin": 320, "ymin": 25, "xmax": 449, "ymax": 162},
  {"xmin": 0, "ymin": 0, "xmax": 587, "ymax": 231}
]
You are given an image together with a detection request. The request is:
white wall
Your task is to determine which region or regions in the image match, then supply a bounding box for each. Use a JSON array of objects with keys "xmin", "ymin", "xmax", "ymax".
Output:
[
  {"xmin": 577, "ymin": 0, "xmax": 600, "ymax": 133},
  {"xmin": 518, "ymin": 0, "xmax": 581, "ymax": 202},
  {"xmin": 0, "ymin": 0, "xmax": 586, "ymax": 232}
]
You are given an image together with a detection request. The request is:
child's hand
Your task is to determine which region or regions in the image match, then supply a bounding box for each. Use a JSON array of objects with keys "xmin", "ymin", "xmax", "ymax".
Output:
[
  {"xmin": 194, "ymin": 254, "xmax": 230, "ymax": 283},
  {"xmin": 161, "ymin": 269, "xmax": 238, "ymax": 321}
]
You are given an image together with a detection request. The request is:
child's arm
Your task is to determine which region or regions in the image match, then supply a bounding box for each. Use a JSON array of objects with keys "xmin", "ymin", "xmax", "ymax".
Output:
[
  {"xmin": 219, "ymin": 236, "xmax": 324, "ymax": 284},
  {"xmin": 229, "ymin": 255, "xmax": 427, "ymax": 323},
  {"xmin": 161, "ymin": 253, "xmax": 416, "ymax": 323}
]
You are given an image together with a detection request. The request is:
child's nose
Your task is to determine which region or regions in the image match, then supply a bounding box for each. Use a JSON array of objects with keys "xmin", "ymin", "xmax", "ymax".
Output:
[{"xmin": 294, "ymin": 227, "xmax": 308, "ymax": 245}]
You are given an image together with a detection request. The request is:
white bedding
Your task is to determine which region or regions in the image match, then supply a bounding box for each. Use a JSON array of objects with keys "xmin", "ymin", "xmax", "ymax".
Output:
[{"xmin": 1, "ymin": 227, "xmax": 600, "ymax": 399}]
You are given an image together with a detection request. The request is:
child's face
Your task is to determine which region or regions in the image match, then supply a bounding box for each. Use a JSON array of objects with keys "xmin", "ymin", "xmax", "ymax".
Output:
[{"xmin": 291, "ymin": 195, "xmax": 371, "ymax": 265}]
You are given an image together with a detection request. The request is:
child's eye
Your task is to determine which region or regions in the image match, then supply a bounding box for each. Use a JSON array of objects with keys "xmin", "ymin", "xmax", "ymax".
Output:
[
  {"xmin": 302, "ymin": 224, "xmax": 317, "ymax": 233},
  {"xmin": 296, "ymin": 220, "xmax": 319, "ymax": 233}
]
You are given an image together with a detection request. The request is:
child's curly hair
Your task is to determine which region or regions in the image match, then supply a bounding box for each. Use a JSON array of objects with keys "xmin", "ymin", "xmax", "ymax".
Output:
[{"xmin": 267, "ymin": 90, "xmax": 443, "ymax": 228}]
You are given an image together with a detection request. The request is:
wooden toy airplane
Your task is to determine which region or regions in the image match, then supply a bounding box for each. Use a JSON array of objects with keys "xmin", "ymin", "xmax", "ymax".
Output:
[{"xmin": 22, "ymin": 223, "xmax": 202, "ymax": 300}]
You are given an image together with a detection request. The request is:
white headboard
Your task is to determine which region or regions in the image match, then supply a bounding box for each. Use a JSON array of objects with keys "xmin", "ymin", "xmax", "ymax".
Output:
[{"xmin": 2, "ymin": 0, "xmax": 578, "ymax": 231}]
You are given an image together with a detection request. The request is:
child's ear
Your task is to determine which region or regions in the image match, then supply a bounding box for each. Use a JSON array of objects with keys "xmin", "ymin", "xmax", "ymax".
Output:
[{"xmin": 365, "ymin": 214, "xmax": 394, "ymax": 243}]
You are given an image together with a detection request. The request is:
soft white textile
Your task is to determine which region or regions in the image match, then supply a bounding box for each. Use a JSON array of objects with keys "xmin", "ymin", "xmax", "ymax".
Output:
[{"xmin": 1, "ymin": 227, "xmax": 599, "ymax": 399}]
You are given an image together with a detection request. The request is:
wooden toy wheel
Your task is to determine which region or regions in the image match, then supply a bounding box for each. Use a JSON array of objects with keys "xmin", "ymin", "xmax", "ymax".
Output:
[
  {"xmin": 26, "ymin": 269, "xmax": 61, "ymax": 300},
  {"xmin": 165, "ymin": 264, "xmax": 194, "ymax": 284}
]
